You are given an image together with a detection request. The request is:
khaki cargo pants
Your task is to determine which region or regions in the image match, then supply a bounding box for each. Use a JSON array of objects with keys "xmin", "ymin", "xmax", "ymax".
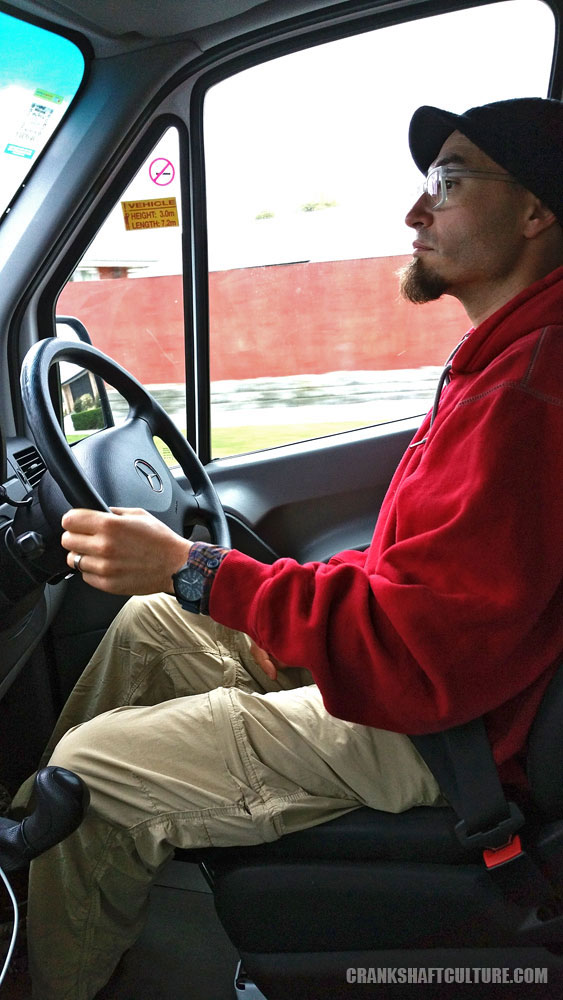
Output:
[{"xmin": 22, "ymin": 593, "xmax": 442, "ymax": 999}]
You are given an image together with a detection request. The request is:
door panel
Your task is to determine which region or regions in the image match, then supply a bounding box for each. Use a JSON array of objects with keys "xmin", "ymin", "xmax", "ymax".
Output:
[{"xmin": 209, "ymin": 419, "xmax": 419, "ymax": 564}]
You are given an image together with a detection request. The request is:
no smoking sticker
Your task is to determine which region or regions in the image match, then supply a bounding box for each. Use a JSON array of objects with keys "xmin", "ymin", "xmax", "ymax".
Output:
[{"xmin": 149, "ymin": 157, "xmax": 175, "ymax": 186}]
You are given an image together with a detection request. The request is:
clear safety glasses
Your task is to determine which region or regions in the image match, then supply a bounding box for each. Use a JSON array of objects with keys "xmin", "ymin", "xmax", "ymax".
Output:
[{"xmin": 423, "ymin": 165, "xmax": 519, "ymax": 209}]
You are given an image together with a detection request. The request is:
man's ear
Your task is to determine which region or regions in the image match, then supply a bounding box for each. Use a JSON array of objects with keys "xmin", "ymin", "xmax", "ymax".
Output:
[{"xmin": 523, "ymin": 197, "xmax": 558, "ymax": 239}]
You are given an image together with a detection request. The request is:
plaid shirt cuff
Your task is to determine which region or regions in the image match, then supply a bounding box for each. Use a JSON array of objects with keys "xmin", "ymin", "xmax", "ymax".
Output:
[{"xmin": 186, "ymin": 541, "xmax": 230, "ymax": 614}]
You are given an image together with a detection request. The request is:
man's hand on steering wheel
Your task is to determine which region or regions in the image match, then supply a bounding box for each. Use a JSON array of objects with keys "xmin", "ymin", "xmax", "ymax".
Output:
[{"xmin": 61, "ymin": 507, "xmax": 192, "ymax": 596}]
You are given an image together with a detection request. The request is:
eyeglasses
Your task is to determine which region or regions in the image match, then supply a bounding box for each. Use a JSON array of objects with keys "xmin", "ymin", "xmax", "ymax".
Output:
[{"xmin": 422, "ymin": 165, "xmax": 519, "ymax": 210}]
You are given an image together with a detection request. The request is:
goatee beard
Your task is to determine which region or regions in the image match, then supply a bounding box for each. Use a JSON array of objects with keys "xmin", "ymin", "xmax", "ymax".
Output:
[{"xmin": 398, "ymin": 257, "xmax": 448, "ymax": 304}]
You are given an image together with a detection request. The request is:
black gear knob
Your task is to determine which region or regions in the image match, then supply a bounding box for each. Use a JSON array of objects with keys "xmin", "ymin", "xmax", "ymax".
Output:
[{"xmin": 0, "ymin": 767, "xmax": 89, "ymax": 872}]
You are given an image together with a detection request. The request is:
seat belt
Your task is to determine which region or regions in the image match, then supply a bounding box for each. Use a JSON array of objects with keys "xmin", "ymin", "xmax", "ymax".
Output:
[
  {"xmin": 410, "ymin": 718, "xmax": 520, "ymax": 848},
  {"xmin": 410, "ymin": 722, "xmax": 559, "ymax": 911}
]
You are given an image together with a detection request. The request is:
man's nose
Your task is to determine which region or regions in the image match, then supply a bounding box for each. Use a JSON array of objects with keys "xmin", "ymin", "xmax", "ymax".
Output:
[{"xmin": 405, "ymin": 193, "xmax": 434, "ymax": 229}]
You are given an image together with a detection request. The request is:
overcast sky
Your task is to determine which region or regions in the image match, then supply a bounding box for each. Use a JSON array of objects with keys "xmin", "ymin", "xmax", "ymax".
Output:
[{"xmin": 81, "ymin": 0, "xmax": 554, "ymax": 275}]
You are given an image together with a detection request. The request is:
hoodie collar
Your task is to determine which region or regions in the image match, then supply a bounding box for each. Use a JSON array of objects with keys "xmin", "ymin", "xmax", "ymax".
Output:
[{"xmin": 451, "ymin": 265, "xmax": 563, "ymax": 375}]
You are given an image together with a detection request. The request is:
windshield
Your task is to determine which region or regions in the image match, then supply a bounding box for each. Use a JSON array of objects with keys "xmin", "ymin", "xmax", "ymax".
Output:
[{"xmin": 0, "ymin": 10, "xmax": 85, "ymax": 219}]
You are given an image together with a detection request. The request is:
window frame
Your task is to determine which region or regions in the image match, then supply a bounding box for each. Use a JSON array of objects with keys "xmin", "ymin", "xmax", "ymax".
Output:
[{"xmin": 42, "ymin": 116, "xmax": 197, "ymax": 444}]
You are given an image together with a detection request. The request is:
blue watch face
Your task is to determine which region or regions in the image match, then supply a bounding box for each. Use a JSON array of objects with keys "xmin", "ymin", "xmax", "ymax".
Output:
[{"xmin": 175, "ymin": 564, "xmax": 204, "ymax": 602}]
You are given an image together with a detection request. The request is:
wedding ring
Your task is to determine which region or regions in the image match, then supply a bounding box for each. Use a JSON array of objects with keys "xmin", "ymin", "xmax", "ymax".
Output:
[{"xmin": 73, "ymin": 553, "xmax": 83, "ymax": 572}]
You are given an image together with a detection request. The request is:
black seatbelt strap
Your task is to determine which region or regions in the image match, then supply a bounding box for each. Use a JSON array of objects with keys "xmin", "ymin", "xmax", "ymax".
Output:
[
  {"xmin": 410, "ymin": 721, "xmax": 559, "ymax": 912},
  {"xmin": 410, "ymin": 718, "xmax": 519, "ymax": 847}
]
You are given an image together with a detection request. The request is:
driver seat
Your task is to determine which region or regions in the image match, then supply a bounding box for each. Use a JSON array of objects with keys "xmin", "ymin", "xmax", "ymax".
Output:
[{"xmin": 186, "ymin": 659, "xmax": 563, "ymax": 998}]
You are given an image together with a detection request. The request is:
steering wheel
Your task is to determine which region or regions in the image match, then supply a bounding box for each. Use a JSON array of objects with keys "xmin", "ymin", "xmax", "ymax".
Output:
[{"xmin": 19, "ymin": 339, "xmax": 230, "ymax": 555}]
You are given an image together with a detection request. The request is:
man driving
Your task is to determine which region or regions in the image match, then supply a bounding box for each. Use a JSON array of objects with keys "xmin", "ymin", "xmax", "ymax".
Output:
[{"xmin": 20, "ymin": 98, "xmax": 563, "ymax": 999}]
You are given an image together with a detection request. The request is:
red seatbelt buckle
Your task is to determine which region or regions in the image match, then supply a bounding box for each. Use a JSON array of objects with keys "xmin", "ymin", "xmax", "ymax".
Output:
[{"xmin": 483, "ymin": 833, "xmax": 523, "ymax": 868}]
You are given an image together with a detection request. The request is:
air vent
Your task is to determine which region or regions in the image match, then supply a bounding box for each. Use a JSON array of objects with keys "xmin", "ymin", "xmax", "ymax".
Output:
[{"xmin": 13, "ymin": 446, "xmax": 46, "ymax": 489}]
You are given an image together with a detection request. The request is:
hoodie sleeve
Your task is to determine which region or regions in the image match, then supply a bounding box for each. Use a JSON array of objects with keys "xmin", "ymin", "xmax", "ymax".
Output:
[{"xmin": 209, "ymin": 373, "xmax": 563, "ymax": 736}]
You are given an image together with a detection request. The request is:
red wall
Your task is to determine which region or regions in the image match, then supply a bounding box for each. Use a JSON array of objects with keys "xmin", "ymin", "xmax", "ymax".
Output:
[
  {"xmin": 58, "ymin": 274, "xmax": 185, "ymax": 384},
  {"xmin": 57, "ymin": 256, "xmax": 468, "ymax": 384}
]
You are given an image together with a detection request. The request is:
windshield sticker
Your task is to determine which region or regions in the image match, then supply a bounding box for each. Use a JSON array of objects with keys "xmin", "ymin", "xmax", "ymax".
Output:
[
  {"xmin": 34, "ymin": 88, "xmax": 64, "ymax": 105},
  {"xmin": 13, "ymin": 101, "xmax": 54, "ymax": 149},
  {"xmin": 4, "ymin": 143, "xmax": 34, "ymax": 158}
]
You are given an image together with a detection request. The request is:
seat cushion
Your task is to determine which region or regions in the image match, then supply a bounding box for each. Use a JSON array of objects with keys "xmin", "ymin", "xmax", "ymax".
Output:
[{"xmin": 183, "ymin": 805, "xmax": 482, "ymax": 870}]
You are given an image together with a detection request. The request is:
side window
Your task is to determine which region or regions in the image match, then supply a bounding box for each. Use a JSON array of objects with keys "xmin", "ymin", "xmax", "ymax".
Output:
[
  {"xmin": 204, "ymin": 0, "xmax": 554, "ymax": 458},
  {"xmin": 56, "ymin": 127, "xmax": 184, "ymax": 465}
]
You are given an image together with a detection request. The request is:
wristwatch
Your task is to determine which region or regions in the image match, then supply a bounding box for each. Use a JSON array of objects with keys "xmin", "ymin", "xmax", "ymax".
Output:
[{"xmin": 172, "ymin": 544, "xmax": 224, "ymax": 614}]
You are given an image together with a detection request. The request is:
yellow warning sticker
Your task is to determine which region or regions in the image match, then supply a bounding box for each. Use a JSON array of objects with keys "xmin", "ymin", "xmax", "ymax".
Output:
[{"xmin": 121, "ymin": 197, "xmax": 179, "ymax": 231}]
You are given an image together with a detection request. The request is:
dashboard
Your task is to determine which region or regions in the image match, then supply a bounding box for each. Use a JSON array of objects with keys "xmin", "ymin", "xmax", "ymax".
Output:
[{"xmin": 0, "ymin": 433, "xmax": 66, "ymax": 698}]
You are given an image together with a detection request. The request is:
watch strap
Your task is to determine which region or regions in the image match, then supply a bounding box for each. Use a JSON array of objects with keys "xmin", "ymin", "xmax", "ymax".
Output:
[{"xmin": 173, "ymin": 541, "xmax": 229, "ymax": 615}]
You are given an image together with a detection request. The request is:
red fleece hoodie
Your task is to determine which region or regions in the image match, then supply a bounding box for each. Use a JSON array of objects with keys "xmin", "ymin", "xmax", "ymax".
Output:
[{"xmin": 210, "ymin": 267, "xmax": 563, "ymax": 786}]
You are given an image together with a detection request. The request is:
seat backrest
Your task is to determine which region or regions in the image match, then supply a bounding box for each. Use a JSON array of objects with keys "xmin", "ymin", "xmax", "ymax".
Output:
[
  {"xmin": 410, "ymin": 658, "xmax": 563, "ymax": 842},
  {"xmin": 526, "ymin": 659, "xmax": 563, "ymax": 820}
]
